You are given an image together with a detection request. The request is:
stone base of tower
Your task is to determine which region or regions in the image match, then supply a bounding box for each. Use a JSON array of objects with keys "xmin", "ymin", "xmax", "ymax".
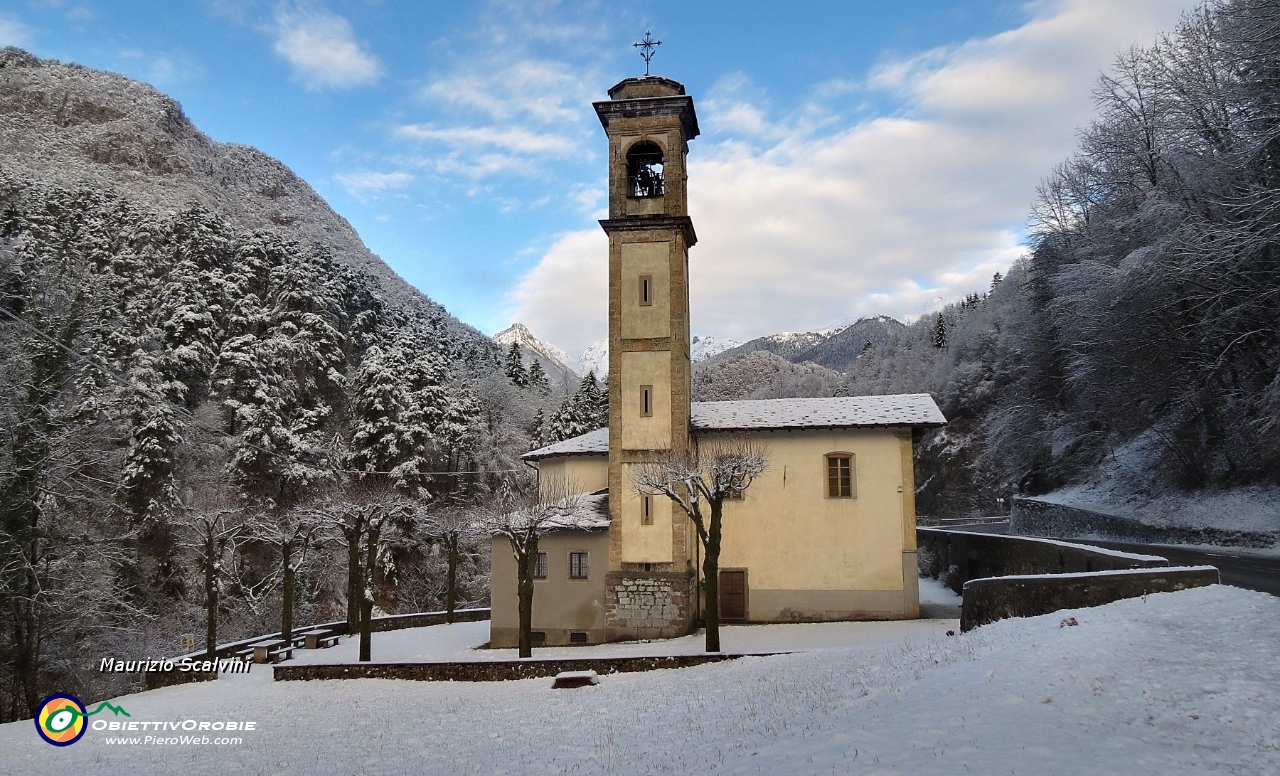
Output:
[{"xmin": 604, "ymin": 571, "xmax": 696, "ymax": 641}]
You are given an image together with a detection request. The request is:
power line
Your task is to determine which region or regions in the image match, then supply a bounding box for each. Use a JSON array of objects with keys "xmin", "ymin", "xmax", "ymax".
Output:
[{"xmin": 0, "ymin": 306, "xmax": 526, "ymax": 477}]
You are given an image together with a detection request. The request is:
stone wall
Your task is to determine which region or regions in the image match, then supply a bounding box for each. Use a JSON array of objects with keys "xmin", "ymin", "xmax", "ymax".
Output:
[
  {"xmin": 960, "ymin": 566, "xmax": 1221, "ymax": 631},
  {"xmin": 275, "ymin": 652, "xmax": 778, "ymax": 683},
  {"xmin": 1011, "ymin": 497, "xmax": 1277, "ymax": 548},
  {"xmin": 605, "ymin": 571, "xmax": 694, "ymax": 640},
  {"xmin": 917, "ymin": 527, "xmax": 1166, "ymax": 594},
  {"xmin": 142, "ymin": 607, "xmax": 491, "ymax": 688}
]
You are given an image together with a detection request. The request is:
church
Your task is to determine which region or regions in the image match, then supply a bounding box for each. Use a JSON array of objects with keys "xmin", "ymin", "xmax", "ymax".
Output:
[{"xmin": 489, "ymin": 73, "xmax": 946, "ymax": 649}]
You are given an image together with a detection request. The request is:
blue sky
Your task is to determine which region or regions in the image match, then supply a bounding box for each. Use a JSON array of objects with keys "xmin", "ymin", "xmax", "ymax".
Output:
[{"xmin": 0, "ymin": 0, "xmax": 1198, "ymax": 358}]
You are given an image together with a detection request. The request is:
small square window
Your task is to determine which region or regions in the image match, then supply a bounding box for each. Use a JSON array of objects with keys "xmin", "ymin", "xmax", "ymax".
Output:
[
  {"xmin": 639, "ymin": 275, "xmax": 653, "ymax": 306},
  {"xmin": 530, "ymin": 631, "xmax": 546, "ymax": 644},
  {"xmin": 569, "ymin": 631, "xmax": 588, "ymax": 644},
  {"xmin": 569, "ymin": 552, "xmax": 589, "ymax": 580},
  {"xmin": 640, "ymin": 385, "xmax": 653, "ymax": 417},
  {"xmin": 532, "ymin": 551, "xmax": 548, "ymax": 579},
  {"xmin": 826, "ymin": 454, "xmax": 855, "ymax": 498},
  {"xmin": 641, "ymin": 494, "xmax": 654, "ymax": 525}
]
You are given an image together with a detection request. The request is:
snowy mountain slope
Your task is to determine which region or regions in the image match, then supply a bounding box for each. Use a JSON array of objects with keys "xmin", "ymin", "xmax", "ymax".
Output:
[
  {"xmin": 0, "ymin": 47, "xmax": 486, "ymax": 348},
  {"xmin": 689, "ymin": 334, "xmax": 740, "ymax": 362},
  {"xmin": 577, "ymin": 340, "xmax": 608, "ymax": 378},
  {"xmin": 572, "ymin": 334, "xmax": 741, "ymax": 381},
  {"xmin": 493, "ymin": 323, "xmax": 578, "ymax": 385},
  {"xmin": 793, "ymin": 315, "xmax": 906, "ymax": 371}
]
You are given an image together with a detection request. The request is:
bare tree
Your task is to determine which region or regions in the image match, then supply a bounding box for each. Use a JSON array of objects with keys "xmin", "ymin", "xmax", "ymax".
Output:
[
  {"xmin": 419, "ymin": 501, "xmax": 480, "ymax": 623},
  {"xmin": 178, "ymin": 495, "xmax": 246, "ymax": 659},
  {"xmin": 250, "ymin": 503, "xmax": 326, "ymax": 646},
  {"xmin": 316, "ymin": 481, "xmax": 413, "ymax": 662},
  {"xmin": 632, "ymin": 439, "xmax": 769, "ymax": 653},
  {"xmin": 483, "ymin": 473, "xmax": 582, "ymax": 658}
]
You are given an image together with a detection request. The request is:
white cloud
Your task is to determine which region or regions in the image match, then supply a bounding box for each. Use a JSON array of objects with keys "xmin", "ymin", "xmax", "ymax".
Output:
[
  {"xmin": 334, "ymin": 170, "xmax": 413, "ymax": 202},
  {"xmin": 420, "ymin": 59, "xmax": 597, "ymax": 127},
  {"xmin": 272, "ymin": 1, "xmax": 382, "ymax": 91},
  {"xmin": 394, "ymin": 124, "xmax": 577, "ymax": 156},
  {"xmin": 508, "ymin": 0, "xmax": 1199, "ymax": 356},
  {"xmin": 0, "ymin": 14, "xmax": 32, "ymax": 47}
]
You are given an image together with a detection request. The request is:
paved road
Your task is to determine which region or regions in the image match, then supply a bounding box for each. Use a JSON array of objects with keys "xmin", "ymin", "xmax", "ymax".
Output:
[
  {"xmin": 937, "ymin": 520, "xmax": 1280, "ymax": 597},
  {"xmin": 1077, "ymin": 540, "xmax": 1280, "ymax": 598}
]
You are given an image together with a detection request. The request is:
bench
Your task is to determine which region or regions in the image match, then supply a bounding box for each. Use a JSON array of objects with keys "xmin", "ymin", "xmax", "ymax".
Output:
[
  {"xmin": 299, "ymin": 629, "xmax": 340, "ymax": 650},
  {"xmin": 249, "ymin": 639, "xmax": 294, "ymax": 664}
]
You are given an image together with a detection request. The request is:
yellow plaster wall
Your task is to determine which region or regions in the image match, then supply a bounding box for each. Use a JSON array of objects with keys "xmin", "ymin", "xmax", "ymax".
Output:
[
  {"xmin": 536, "ymin": 456, "xmax": 608, "ymax": 494},
  {"xmin": 620, "ymin": 241, "xmax": 671, "ymax": 339},
  {"xmin": 489, "ymin": 531, "xmax": 609, "ymax": 647},
  {"xmin": 709, "ymin": 429, "xmax": 909, "ymax": 593},
  {"xmin": 618, "ymin": 464, "xmax": 674, "ymax": 563},
  {"xmin": 619, "ymin": 351, "xmax": 672, "ymax": 450}
]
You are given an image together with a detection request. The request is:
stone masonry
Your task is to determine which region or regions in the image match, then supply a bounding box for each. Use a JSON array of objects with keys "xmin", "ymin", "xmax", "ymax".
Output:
[{"xmin": 605, "ymin": 572, "xmax": 695, "ymax": 640}]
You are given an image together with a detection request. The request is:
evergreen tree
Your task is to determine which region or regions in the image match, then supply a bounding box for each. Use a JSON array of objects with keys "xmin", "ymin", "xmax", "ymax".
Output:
[
  {"xmin": 526, "ymin": 359, "xmax": 549, "ymax": 392},
  {"xmin": 504, "ymin": 342, "xmax": 527, "ymax": 387}
]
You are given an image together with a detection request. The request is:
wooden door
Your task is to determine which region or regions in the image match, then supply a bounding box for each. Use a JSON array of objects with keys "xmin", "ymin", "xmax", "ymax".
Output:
[{"xmin": 719, "ymin": 570, "xmax": 747, "ymax": 620}]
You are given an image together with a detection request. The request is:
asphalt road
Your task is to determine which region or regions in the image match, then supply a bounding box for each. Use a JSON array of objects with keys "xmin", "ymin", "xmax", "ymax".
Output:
[
  {"xmin": 1076, "ymin": 539, "xmax": 1280, "ymax": 598},
  {"xmin": 939, "ymin": 520, "xmax": 1280, "ymax": 597}
]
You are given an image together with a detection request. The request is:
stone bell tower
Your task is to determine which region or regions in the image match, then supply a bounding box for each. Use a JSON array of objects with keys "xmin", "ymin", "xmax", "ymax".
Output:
[{"xmin": 594, "ymin": 75, "xmax": 700, "ymax": 640}]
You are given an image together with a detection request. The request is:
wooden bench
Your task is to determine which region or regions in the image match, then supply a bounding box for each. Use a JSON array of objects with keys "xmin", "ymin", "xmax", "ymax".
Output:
[
  {"xmin": 299, "ymin": 629, "xmax": 340, "ymax": 650},
  {"xmin": 249, "ymin": 639, "xmax": 293, "ymax": 664}
]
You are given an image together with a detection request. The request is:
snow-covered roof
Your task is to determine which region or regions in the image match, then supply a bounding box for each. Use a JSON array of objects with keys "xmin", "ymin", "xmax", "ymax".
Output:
[
  {"xmin": 524, "ymin": 427, "xmax": 610, "ymax": 460},
  {"xmin": 524, "ymin": 395, "xmax": 946, "ymax": 460},
  {"xmin": 540, "ymin": 492, "xmax": 611, "ymax": 532},
  {"xmin": 691, "ymin": 395, "xmax": 946, "ymax": 431}
]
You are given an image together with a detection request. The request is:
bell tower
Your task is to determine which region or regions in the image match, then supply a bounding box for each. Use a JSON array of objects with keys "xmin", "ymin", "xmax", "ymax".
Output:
[{"xmin": 594, "ymin": 75, "xmax": 700, "ymax": 640}]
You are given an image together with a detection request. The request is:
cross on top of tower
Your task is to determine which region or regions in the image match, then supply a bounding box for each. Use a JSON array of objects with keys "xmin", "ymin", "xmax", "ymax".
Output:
[{"xmin": 633, "ymin": 31, "xmax": 661, "ymax": 76}]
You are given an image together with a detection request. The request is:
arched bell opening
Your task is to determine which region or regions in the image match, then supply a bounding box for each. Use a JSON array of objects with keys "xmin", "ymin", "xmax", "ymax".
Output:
[{"xmin": 626, "ymin": 141, "xmax": 665, "ymax": 198}]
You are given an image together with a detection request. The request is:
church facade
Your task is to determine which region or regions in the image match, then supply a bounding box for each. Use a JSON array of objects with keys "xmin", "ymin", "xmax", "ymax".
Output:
[{"xmin": 489, "ymin": 75, "xmax": 945, "ymax": 649}]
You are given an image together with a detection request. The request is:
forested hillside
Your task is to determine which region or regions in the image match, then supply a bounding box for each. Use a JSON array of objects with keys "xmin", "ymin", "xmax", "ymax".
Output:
[
  {"xmin": 0, "ymin": 51, "xmax": 566, "ymax": 721},
  {"xmin": 701, "ymin": 0, "xmax": 1280, "ymax": 518}
]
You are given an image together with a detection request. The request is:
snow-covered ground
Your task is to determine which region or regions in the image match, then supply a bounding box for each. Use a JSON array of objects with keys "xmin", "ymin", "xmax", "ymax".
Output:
[
  {"xmin": 4, "ymin": 583, "xmax": 1277, "ymax": 775},
  {"xmin": 1037, "ymin": 431, "xmax": 1280, "ymax": 536}
]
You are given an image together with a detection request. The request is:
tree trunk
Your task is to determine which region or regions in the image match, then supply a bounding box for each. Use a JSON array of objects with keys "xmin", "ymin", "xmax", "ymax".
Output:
[
  {"xmin": 204, "ymin": 532, "xmax": 217, "ymax": 660},
  {"xmin": 516, "ymin": 537, "xmax": 537, "ymax": 659},
  {"xmin": 445, "ymin": 535, "xmax": 458, "ymax": 624},
  {"xmin": 359, "ymin": 526, "xmax": 378, "ymax": 662},
  {"xmin": 281, "ymin": 541, "xmax": 294, "ymax": 645},
  {"xmin": 703, "ymin": 506, "xmax": 723, "ymax": 653},
  {"xmin": 345, "ymin": 529, "xmax": 361, "ymax": 635}
]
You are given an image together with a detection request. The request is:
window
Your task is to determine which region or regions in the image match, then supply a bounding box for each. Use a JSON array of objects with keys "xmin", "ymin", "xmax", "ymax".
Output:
[
  {"xmin": 569, "ymin": 552, "xmax": 589, "ymax": 579},
  {"xmin": 640, "ymin": 385, "xmax": 653, "ymax": 417},
  {"xmin": 826, "ymin": 454, "xmax": 855, "ymax": 498},
  {"xmin": 639, "ymin": 275, "xmax": 653, "ymax": 306},
  {"xmin": 725, "ymin": 487, "xmax": 744, "ymax": 500},
  {"xmin": 569, "ymin": 631, "xmax": 588, "ymax": 644},
  {"xmin": 626, "ymin": 141, "xmax": 665, "ymax": 197},
  {"xmin": 532, "ymin": 552, "xmax": 548, "ymax": 579},
  {"xmin": 641, "ymin": 495, "xmax": 654, "ymax": 525},
  {"xmin": 530, "ymin": 631, "xmax": 546, "ymax": 644}
]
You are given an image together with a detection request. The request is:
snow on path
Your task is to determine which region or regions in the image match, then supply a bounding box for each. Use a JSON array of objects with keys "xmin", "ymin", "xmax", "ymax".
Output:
[{"xmin": 4, "ymin": 583, "xmax": 1274, "ymax": 775}]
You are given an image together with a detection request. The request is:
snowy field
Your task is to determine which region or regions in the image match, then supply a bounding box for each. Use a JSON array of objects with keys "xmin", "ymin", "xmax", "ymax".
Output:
[{"xmin": 3, "ymin": 582, "xmax": 1278, "ymax": 775}]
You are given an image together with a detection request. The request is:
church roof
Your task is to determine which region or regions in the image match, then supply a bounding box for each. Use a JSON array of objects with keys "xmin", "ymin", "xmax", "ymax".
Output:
[
  {"xmin": 523, "ymin": 394, "xmax": 945, "ymax": 460},
  {"xmin": 543, "ymin": 491, "xmax": 610, "ymax": 532},
  {"xmin": 524, "ymin": 427, "xmax": 610, "ymax": 459},
  {"xmin": 692, "ymin": 394, "xmax": 947, "ymax": 432}
]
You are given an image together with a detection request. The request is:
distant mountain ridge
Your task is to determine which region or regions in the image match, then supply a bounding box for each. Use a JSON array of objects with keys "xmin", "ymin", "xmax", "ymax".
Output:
[
  {"xmin": 707, "ymin": 315, "xmax": 904, "ymax": 373},
  {"xmin": 493, "ymin": 323, "xmax": 578, "ymax": 387}
]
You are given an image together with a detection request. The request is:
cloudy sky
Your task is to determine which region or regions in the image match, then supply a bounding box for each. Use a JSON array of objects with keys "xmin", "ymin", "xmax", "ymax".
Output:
[{"xmin": 1, "ymin": 0, "xmax": 1199, "ymax": 356}]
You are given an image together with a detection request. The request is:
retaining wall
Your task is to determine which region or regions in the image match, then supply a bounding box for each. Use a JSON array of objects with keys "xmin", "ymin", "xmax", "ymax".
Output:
[
  {"xmin": 960, "ymin": 566, "xmax": 1221, "ymax": 631},
  {"xmin": 917, "ymin": 527, "xmax": 1167, "ymax": 594},
  {"xmin": 1011, "ymin": 497, "xmax": 1277, "ymax": 548},
  {"xmin": 143, "ymin": 607, "xmax": 490, "ymax": 689},
  {"xmin": 275, "ymin": 652, "xmax": 783, "ymax": 683}
]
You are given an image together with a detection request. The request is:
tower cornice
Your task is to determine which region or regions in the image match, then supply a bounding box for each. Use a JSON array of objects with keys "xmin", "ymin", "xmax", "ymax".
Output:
[
  {"xmin": 592, "ymin": 96, "xmax": 700, "ymax": 140},
  {"xmin": 598, "ymin": 216, "xmax": 697, "ymax": 247}
]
